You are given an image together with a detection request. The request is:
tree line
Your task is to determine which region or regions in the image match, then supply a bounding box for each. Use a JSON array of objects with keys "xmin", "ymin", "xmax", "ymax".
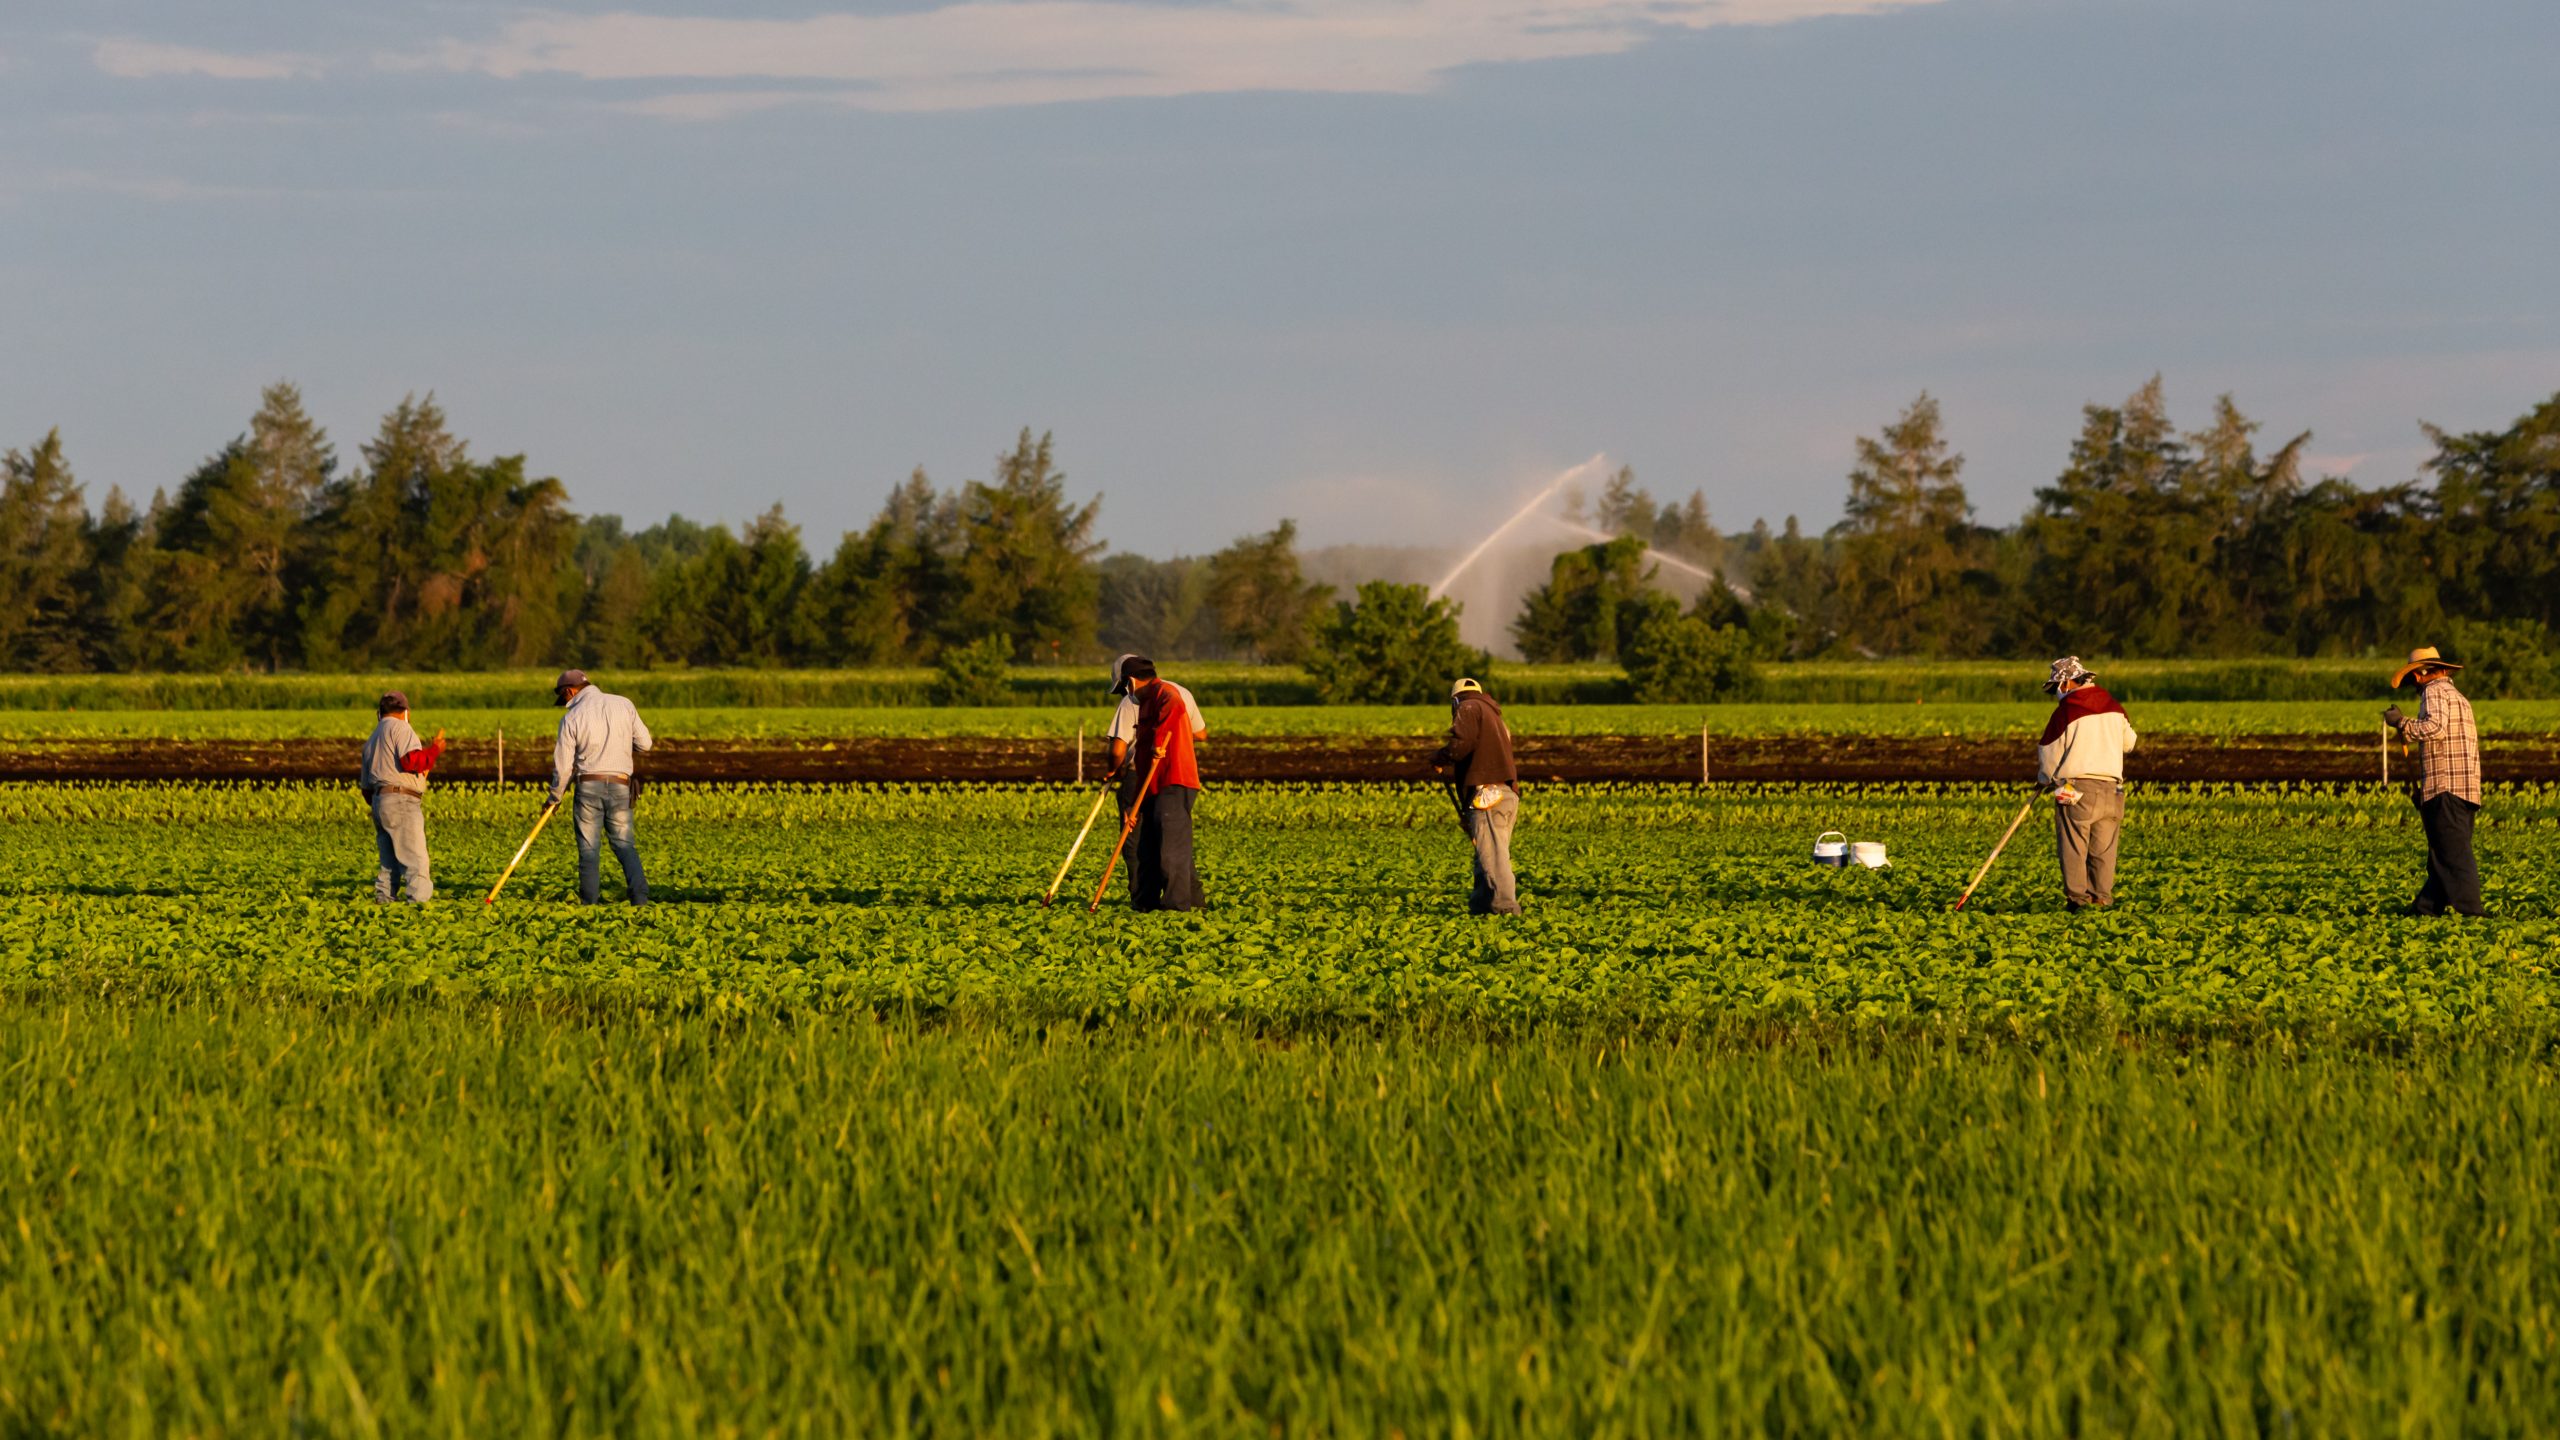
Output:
[
  {"xmin": 1518, "ymin": 380, "xmax": 2560, "ymax": 671},
  {"xmin": 4, "ymin": 379, "xmax": 2554, "ymax": 678},
  {"xmin": 0, "ymin": 386, "xmax": 1327, "ymax": 674}
]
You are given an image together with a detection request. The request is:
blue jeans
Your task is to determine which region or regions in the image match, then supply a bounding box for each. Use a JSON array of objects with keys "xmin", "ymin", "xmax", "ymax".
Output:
[{"xmin": 573, "ymin": 779, "xmax": 647, "ymax": 905}]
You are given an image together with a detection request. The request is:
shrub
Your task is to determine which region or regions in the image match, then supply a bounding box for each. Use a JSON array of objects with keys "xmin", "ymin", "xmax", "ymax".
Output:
[
  {"xmin": 1305, "ymin": 582, "xmax": 1492, "ymax": 704},
  {"xmin": 930, "ymin": 635, "xmax": 1015, "ymax": 706},
  {"xmin": 1621, "ymin": 614, "xmax": 1759, "ymax": 702}
]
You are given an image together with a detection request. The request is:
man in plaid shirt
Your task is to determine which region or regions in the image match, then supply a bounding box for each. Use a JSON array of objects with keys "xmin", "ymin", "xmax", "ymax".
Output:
[{"xmin": 2383, "ymin": 646, "xmax": 2484, "ymax": 917}]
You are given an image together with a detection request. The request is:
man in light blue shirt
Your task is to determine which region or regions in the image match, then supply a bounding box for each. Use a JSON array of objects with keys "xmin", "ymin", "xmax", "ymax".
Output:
[{"xmin": 549, "ymin": 668, "xmax": 654, "ymax": 905}]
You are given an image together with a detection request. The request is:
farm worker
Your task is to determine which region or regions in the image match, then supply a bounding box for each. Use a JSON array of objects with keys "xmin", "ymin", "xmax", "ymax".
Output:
[
  {"xmin": 1431, "ymin": 677, "xmax": 1521, "ymax": 915},
  {"xmin": 548, "ymin": 669, "xmax": 654, "ymax": 906},
  {"xmin": 2384, "ymin": 646, "xmax": 2484, "ymax": 917},
  {"xmin": 1118, "ymin": 658, "xmax": 1203, "ymax": 911},
  {"xmin": 358, "ymin": 691, "xmax": 445, "ymax": 904},
  {"xmin": 2036, "ymin": 656, "xmax": 2137, "ymax": 912},
  {"xmin": 1105, "ymin": 652, "xmax": 1204, "ymax": 821}
]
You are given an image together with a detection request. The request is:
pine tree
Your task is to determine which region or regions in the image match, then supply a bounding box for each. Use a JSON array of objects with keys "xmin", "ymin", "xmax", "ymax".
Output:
[
  {"xmin": 1204, "ymin": 519, "xmax": 1331, "ymax": 662},
  {"xmin": 0, "ymin": 431, "xmax": 96, "ymax": 670},
  {"xmin": 1830, "ymin": 394, "xmax": 1981, "ymax": 655},
  {"xmin": 949, "ymin": 430, "xmax": 1103, "ymax": 661}
]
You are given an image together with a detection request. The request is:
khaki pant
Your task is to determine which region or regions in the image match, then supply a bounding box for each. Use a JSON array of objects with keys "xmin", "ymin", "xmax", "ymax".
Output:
[
  {"xmin": 1461, "ymin": 785, "xmax": 1521, "ymax": 915},
  {"xmin": 2053, "ymin": 778, "xmax": 2121, "ymax": 908}
]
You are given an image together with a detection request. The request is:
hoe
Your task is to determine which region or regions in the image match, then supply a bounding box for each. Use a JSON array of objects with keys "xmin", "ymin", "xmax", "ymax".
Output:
[
  {"xmin": 1041, "ymin": 774, "xmax": 1117, "ymax": 907},
  {"xmin": 484, "ymin": 798, "xmax": 560, "ymax": 905},
  {"xmin": 1950, "ymin": 790, "xmax": 2039, "ymax": 912},
  {"xmin": 1086, "ymin": 751, "xmax": 1165, "ymax": 913}
]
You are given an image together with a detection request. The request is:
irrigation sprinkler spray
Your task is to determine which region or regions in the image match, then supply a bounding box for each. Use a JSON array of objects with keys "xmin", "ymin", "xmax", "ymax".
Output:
[{"xmin": 1428, "ymin": 454, "xmax": 1610, "ymax": 601}]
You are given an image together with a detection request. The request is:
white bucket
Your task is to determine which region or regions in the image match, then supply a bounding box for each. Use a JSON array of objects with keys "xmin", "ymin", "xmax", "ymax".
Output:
[
  {"xmin": 1812, "ymin": 831, "xmax": 1849, "ymax": 868},
  {"xmin": 1852, "ymin": 841, "xmax": 1891, "ymax": 870}
]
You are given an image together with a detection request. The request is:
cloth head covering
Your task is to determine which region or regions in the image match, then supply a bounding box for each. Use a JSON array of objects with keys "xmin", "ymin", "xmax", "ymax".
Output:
[
  {"xmin": 2041, "ymin": 656, "xmax": 2098, "ymax": 695},
  {"xmin": 376, "ymin": 691, "xmax": 410, "ymax": 716},
  {"xmin": 1450, "ymin": 677, "xmax": 1486, "ymax": 700},
  {"xmin": 553, "ymin": 669, "xmax": 589, "ymax": 706},
  {"xmin": 2390, "ymin": 646, "xmax": 2463, "ymax": 689}
]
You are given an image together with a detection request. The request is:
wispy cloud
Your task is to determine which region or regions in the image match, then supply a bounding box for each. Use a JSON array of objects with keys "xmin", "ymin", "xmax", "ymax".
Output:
[
  {"xmin": 101, "ymin": 0, "xmax": 1948, "ymax": 113},
  {"xmin": 93, "ymin": 38, "xmax": 328, "ymax": 82}
]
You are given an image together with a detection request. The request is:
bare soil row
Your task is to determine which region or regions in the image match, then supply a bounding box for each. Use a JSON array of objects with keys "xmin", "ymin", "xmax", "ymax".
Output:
[{"xmin": 2, "ymin": 734, "xmax": 2548, "ymax": 784}]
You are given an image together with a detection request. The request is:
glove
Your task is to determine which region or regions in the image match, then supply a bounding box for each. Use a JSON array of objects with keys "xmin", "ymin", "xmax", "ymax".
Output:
[
  {"xmin": 2382, "ymin": 705, "xmax": 2406, "ymax": 728},
  {"xmin": 2051, "ymin": 783, "xmax": 2082, "ymax": 806}
]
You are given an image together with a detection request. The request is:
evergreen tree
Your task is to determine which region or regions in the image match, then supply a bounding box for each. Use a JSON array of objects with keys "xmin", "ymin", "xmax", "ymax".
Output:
[
  {"xmin": 1511, "ymin": 535, "xmax": 1673, "ymax": 663},
  {"xmin": 1097, "ymin": 554, "xmax": 1223, "ymax": 659},
  {"xmin": 1204, "ymin": 519, "xmax": 1331, "ymax": 662},
  {"xmin": 1830, "ymin": 394, "xmax": 1983, "ymax": 655},
  {"xmin": 796, "ymin": 469, "xmax": 962, "ymax": 665},
  {"xmin": 949, "ymin": 430, "xmax": 1103, "ymax": 662},
  {"xmin": 0, "ymin": 431, "xmax": 96, "ymax": 670},
  {"xmin": 300, "ymin": 395, "xmax": 465, "ymax": 667}
]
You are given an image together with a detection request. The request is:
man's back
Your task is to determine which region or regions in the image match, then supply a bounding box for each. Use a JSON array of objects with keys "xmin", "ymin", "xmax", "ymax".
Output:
[{"xmin": 554, "ymin": 688, "xmax": 654, "ymax": 783}]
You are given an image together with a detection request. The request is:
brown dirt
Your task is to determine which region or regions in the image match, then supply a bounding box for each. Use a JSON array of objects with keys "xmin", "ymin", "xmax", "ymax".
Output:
[{"xmin": 1, "ymin": 734, "xmax": 2550, "ymax": 784}]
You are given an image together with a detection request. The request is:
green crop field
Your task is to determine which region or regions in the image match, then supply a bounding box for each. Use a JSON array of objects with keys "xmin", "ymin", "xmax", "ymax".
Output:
[{"xmin": 4, "ymin": 777, "xmax": 2559, "ymax": 1432}]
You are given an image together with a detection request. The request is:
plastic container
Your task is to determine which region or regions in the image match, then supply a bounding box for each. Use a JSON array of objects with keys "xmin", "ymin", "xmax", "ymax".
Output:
[{"xmin": 1813, "ymin": 831, "xmax": 1849, "ymax": 868}]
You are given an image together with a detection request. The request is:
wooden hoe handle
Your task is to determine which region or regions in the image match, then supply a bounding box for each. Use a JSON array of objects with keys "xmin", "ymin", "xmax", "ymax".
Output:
[{"xmin": 1086, "ymin": 751, "xmax": 1166, "ymax": 914}]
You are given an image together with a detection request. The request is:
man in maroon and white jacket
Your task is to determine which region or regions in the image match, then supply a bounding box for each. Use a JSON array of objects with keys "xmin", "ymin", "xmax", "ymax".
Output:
[{"xmin": 2035, "ymin": 656, "xmax": 2137, "ymax": 911}]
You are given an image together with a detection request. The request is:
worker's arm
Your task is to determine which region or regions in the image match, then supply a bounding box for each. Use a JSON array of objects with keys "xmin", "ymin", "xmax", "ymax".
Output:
[
  {"xmin": 2118, "ymin": 715, "xmax": 2136, "ymax": 753},
  {"xmin": 2395, "ymin": 695, "xmax": 2447, "ymax": 741},
  {"xmin": 397, "ymin": 730, "xmax": 447, "ymax": 774},
  {"xmin": 628, "ymin": 701, "xmax": 654, "ymax": 754},
  {"xmin": 550, "ymin": 718, "xmax": 577, "ymax": 804},
  {"xmin": 1433, "ymin": 703, "xmax": 1479, "ymax": 770}
]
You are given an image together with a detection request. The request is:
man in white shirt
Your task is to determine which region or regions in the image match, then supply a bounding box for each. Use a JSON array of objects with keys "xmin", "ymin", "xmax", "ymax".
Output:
[{"xmin": 549, "ymin": 668, "xmax": 654, "ymax": 905}]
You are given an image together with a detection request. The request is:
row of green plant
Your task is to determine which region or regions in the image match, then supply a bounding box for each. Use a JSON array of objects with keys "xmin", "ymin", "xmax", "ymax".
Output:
[
  {"xmin": 3, "ymin": 699, "xmax": 2557, "ymax": 744},
  {"xmin": 8, "ymin": 998, "xmax": 2557, "ymax": 1436},
  {"xmin": 0, "ymin": 654, "xmax": 2520, "ymax": 714},
  {"xmin": 3, "ymin": 782, "xmax": 2550, "ymax": 1030}
]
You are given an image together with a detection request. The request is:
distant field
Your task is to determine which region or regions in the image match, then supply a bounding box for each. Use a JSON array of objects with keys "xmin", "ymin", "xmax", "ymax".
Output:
[
  {"xmin": 0, "ymin": 655, "xmax": 2465, "ymax": 713},
  {"xmin": 1, "ymin": 700, "xmax": 2552, "ymax": 743}
]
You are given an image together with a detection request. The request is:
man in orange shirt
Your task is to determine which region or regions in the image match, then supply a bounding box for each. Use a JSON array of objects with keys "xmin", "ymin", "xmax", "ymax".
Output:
[{"xmin": 1121, "ymin": 660, "xmax": 1202, "ymax": 912}]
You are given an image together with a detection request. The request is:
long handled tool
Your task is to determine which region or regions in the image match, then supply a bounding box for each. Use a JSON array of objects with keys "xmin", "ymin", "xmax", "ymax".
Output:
[
  {"xmin": 1041, "ymin": 778, "xmax": 1117, "ymax": 907},
  {"xmin": 484, "ymin": 798, "xmax": 560, "ymax": 905},
  {"xmin": 1950, "ymin": 791, "xmax": 2039, "ymax": 912},
  {"xmin": 1086, "ymin": 752, "xmax": 1165, "ymax": 913}
]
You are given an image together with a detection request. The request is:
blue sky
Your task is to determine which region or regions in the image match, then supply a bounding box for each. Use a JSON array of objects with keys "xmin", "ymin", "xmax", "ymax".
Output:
[{"xmin": 4, "ymin": 0, "xmax": 2555, "ymax": 558}]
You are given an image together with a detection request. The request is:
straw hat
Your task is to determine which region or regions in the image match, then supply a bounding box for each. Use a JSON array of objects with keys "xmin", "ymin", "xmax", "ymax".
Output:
[{"xmin": 2390, "ymin": 646, "xmax": 2463, "ymax": 688}]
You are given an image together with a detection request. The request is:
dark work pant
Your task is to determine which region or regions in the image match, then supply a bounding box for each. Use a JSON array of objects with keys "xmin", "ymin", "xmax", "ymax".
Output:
[
  {"xmin": 1132, "ymin": 786, "xmax": 1201, "ymax": 913},
  {"xmin": 2412, "ymin": 792, "xmax": 2484, "ymax": 917}
]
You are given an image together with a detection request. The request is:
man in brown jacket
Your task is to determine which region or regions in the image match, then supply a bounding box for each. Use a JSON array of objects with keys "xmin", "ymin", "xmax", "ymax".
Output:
[{"xmin": 1430, "ymin": 677, "xmax": 1520, "ymax": 915}]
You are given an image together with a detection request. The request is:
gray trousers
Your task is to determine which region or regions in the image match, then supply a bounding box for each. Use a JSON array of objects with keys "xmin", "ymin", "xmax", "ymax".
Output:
[
  {"xmin": 368, "ymin": 790, "xmax": 432, "ymax": 903},
  {"xmin": 1461, "ymin": 785, "xmax": 1521, "ymax": 915},
  {"xmin": 574, "ymin": 779, "xmax": 647, "ymax": 905},
  {"xmin": 2053, "ymin": 778, "xmax": 2122, "ymax": 908}
]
